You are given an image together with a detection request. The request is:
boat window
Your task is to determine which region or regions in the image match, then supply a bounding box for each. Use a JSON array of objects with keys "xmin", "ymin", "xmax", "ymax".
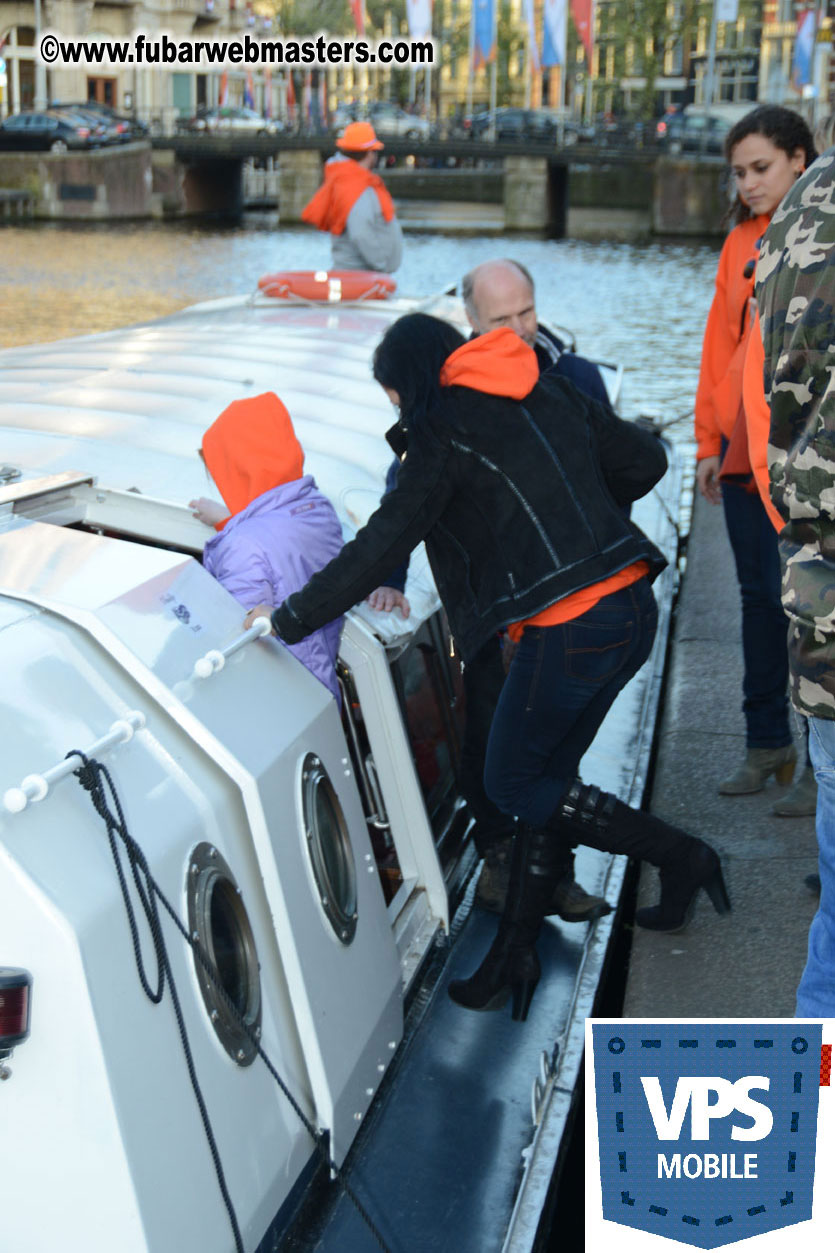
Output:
[
  {"xmin": 301, "ymin": 754, "xmax": 358, "ymax": 944},
  {"xmin": 186, "ymin": 843, "xmax": 262, "ymax": 1065}
]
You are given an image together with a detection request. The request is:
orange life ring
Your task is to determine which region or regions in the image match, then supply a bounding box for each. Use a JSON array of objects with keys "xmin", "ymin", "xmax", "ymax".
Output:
[{"xmin": 258, "ymin": 270, "xmax": 396, "ymax": 302}]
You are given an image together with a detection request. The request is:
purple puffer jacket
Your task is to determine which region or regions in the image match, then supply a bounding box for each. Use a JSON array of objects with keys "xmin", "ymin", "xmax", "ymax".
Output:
[{"xmin": 203, "ymin": 475, "xmax": 344, "ymax": 702}]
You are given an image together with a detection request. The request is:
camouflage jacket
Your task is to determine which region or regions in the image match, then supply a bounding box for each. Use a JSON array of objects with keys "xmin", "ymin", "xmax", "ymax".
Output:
[{"xmin": 756, "ymin": 149, "xmax": 835, "ymax": 719}]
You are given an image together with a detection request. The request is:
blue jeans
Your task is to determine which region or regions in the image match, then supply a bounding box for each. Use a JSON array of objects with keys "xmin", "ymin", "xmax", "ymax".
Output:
[
  {"xmin": 796, "ymin": 715, "xmax": 835, "ymax": 1016},
  {"xmin": 483, "ymin": 577, "xmax": 658, "ymax": 826},
  {"xmin": 721, "ymin": 481, "xmax": 792, "ymax": 749}
]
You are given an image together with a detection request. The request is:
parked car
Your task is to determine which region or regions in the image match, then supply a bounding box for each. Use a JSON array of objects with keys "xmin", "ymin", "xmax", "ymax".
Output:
[
  {"xmin": 50, "ymin": 105, "xmax": 122, "ymax": 146},
  {"xmin": 368, "ymin": 105, "xmax": 430, "ymax": 141},
  {"xmin": 330, "ymin": 102, "xmax": 361, "ymax": 130},
  {"xmin": 656, "ymin": 109, "xmax": 732, "ymax": 155},
  {"xmin": 468, "ymin": 108, "xmax": 563, "ymax": 144},
  {"xmin": 538, "ymin": 109, "xmax": 595, "ymax": 146},
  {"xmin": 0, "ymin": 110, "xmax": 101, "ymax": 152},
  {"xmin": 176, "ymin": 106, "xmax": 282, "ymax": 135},
  {"xmin": 51, "ymin": 101, "xmax": 150, "ymax": 142}
]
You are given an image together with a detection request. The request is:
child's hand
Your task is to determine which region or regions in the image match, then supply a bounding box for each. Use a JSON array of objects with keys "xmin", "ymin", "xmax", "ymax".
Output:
[{"xmin": 189, "ymin": 497, "xmax": 230, "ymax": 527}]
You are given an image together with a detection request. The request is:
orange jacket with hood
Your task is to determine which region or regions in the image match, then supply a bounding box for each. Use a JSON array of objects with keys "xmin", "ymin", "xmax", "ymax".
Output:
[
  {"xmin": 201, "ymin": 391, "xmax": 345, "ymax": 701},
  {"xmin": 742, "ymin": 310, "xmax": 785, "ymax": 533},
  {"xmin": 694, "ymin": 213, "xmax": 770, "ymax": 462}
]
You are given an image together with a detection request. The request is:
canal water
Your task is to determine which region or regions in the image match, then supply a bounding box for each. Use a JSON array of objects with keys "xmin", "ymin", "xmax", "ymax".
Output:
[{"xmin": 0, "ymin": 218, "xmax": 719, "ymax": 438}]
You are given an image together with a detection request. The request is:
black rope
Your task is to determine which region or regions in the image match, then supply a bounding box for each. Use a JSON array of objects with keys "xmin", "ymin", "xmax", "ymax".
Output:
[
  {"xmin": 69, "ymin": 752, "xmax": 394, "ymax": 1253},
  {"xmin": 70, "ymin": 752, "xmax": 244, "ymax": 1253}
]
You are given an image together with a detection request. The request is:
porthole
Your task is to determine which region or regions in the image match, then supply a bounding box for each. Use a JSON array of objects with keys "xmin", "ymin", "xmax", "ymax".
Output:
[
  {"xmin": 186, "ymin": 844, "xmax": 261, "ymax": 1066},
  {"xmin": 302, "ymin": 753, "xmax": 358, "ymax": 944}
]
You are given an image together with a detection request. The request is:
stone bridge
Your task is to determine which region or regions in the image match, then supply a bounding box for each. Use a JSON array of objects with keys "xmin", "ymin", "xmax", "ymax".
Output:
[{"xmin": 0, "ymin": 135, "xmax": 729, "ymax": 235}]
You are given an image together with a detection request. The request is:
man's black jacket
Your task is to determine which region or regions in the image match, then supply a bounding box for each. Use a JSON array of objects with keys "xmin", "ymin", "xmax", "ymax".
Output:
[{"xmin": 274, "ymin": 372, "xmax": 668, "ymax": 662}]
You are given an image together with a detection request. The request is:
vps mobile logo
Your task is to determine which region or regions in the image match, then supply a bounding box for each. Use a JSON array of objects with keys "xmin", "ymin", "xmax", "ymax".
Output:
[{"xmin": 591, "ymin": 1023, "xmax": 823, "ymax": 1248}]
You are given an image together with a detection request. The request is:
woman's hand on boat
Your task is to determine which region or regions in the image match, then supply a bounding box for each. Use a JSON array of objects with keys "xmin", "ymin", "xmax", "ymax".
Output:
[
  {"xmin": 366, "ymin": 586, "xmax": 411, "ymax": 618},
  {"xmin": 696, "ymin": 455, "xmax": 722, "ymax": 505},
  {"xmin": 190, "ymin": 496, "xmax": 230, "ymax": 527},
  {"xmin": 244, "ymin": 604, "xmax": 276, "ymax": 633}
]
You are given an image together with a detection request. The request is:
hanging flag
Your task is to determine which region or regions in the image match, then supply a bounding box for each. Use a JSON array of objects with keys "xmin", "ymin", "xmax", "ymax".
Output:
[
  {"xmin": 350, "ymin": 0, "xmax": 365, "ymax": 36},
  {"xmin": 286, "ymin": 72, "xmax": 296, "ymax": 126},
  {"xmin": 244, "ymin": 71, "xmax": 255, "ymax": 109},
  {"xmin": 319, "ymin": 75, "xmax": 327, "ymax": 128},
  {"xmin": 218, "ymin": 70, "xmax": 228, "ymax": 107},
  {"xmin": 406, "ymin": 0, "xmax": 433, "ymax": 39},
  {"xmin": 792, "ymin": 9, "xmax": 817, "ymax": 89},
  {"xmin": 570, "ymin": 0, "xmax": 593, "ymax": 60},
  {"xmin": 542, "ymin": 0, "xmax": 566, "ymax": 65},
  {"xmin": 523, "ymin": 0, "xmax": 540, "ymax": 72},
  {"xmin": 472, "ymin": 0, "xmax": 496, "ymax": 68},
  {"xmin": 264, "ymin": 67, "xmax": 272, "ymax": 118}
]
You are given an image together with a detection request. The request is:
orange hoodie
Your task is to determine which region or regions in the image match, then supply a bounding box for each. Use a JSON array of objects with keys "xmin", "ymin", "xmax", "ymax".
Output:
[
  {"xmin": 201, "ymin": 392, "xmax": 304, "ymax": 522},
  {"xmin": 742, "ymin": 310, "xmax": 785, "ymax": 534},
  {"xmin": 302, "ymin": 158, "xmax": 396, "ymax": 236},
  {"xmin": 694, "ymin": 214, "xmax": 770, "ymax": 462},
  {"xmin": 440, "ymin": 327, "xmax": 540, "ymax": 396}
]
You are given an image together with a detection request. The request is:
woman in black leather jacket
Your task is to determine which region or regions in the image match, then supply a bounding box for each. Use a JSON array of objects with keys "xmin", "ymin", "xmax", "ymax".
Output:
[{"xmin": 245, "ymin": 312, "xmax": 730, "ymax": 1021}]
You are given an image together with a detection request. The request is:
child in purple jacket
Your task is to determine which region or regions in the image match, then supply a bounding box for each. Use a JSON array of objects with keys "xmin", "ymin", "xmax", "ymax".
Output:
[{"xmin": 195, "ymin": 391, "xmax": 344, "ymax": 703}]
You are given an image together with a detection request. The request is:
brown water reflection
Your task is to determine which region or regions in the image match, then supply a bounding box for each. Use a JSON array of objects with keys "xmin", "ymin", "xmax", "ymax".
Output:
[{"xmin": 0, "ymin": 222, "xmax": 270, "ymax": 348}]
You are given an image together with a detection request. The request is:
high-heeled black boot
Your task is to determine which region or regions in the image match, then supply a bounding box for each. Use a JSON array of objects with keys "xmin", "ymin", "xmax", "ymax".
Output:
[
  {"xmin": 448, "ymin": 825, "xmax": 567, "ymax": 1021},
  {"xmin": 553, "ymin": 782, "xmax": 731, "ymax": 934}
]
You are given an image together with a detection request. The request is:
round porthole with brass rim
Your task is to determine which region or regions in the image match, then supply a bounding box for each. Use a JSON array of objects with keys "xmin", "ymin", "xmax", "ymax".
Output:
[
  {"xmin": 186, "ymin": 843, "xmax": 261, "ymax": 1066},
  {"xmin": 302, "ymin": 753, "xmax": 358, "ymax": 945}
]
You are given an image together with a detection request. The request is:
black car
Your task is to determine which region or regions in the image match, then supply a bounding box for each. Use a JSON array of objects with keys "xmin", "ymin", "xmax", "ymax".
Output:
[
  {"xmin": 0, "ymin": 111, "xmax": 101, "ymax": 152},
  {"xmin": 51, "ymin": 101, "xmax": 150, "ymax": 142},
  {"xmin": 50, "ymin": 106, "xmax": 122, "ymax": 145},
  {"xmin": 469, "ymin": 108, "xmax": 558, "ymax": 144},
  {"xmin": 656, "ymin": 110, "xmax": 732, "ymax": 155}
]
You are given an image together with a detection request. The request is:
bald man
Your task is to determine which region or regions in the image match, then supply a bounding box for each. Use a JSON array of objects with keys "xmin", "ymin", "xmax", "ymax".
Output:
[{"xmin": 462, "ymin": 258, "xmax": 610, "ymax": 403}]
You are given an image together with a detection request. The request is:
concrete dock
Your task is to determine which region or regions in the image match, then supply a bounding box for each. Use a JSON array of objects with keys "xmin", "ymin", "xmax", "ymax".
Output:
[{"xmin": 625, "ymin": 489, "xmax": 819, "ymax": 1018}]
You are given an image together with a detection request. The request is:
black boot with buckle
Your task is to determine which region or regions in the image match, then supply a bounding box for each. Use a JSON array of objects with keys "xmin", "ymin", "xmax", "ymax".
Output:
[
  {"xmin": 553, "ymin": 782, "xmax": 731, "ymax": 934},
  {"xmin": 449, "ymin": 824, "xmax": 567, "ymax": 1021}
]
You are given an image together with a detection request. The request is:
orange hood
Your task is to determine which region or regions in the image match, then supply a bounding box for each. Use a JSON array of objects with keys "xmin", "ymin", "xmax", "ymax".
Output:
[
  {"xmin": 440, "ymin": 328, "xmax": 539, "ymax": 398},
  {"xmin": 201, "ymin": 392, "xmax": 304, "ymax": 518},
  {"xmin": 301, "ymin": 157, "xmax": 395, "ymax": 236}
]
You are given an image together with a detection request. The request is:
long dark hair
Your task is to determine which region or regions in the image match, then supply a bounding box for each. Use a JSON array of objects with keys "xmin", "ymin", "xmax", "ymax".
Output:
[
  {"xmin": 373, "ymin": 313, "xmax": 466, "ymax": 435},
  {"xmin": 724, "ymin": 105, "xmax": 816, "ymax": 226}
]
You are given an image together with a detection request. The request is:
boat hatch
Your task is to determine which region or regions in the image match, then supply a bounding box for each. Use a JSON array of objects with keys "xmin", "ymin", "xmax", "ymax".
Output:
[{"xmin": 0, "ymin": 471, "xmax": 209, "ymax": 555}]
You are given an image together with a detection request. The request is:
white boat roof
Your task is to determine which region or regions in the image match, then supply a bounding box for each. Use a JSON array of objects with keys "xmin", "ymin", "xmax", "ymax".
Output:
[
  {"xmin": 0, "ymin": 292, "xmax": 457, "ymax": 505},
  {"xmin": 0, "ymin": 290, "xmax": 468, "ymax": 640}
]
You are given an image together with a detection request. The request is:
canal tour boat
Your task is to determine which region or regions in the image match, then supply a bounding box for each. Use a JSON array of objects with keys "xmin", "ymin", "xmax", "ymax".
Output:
[{"xmin": 0, "ymin": 280, "xmax": 683, "ymax": 1253}]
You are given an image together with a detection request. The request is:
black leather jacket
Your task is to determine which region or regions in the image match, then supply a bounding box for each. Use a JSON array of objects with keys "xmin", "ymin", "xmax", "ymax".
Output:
[{"xmin": 274, "ymin": 372, "xmax": 668, "ymax": 661}]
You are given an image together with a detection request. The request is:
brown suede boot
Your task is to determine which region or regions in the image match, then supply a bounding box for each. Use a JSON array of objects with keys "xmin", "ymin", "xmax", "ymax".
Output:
[
  {"xmin": 719, "ymin": 745, "xmax": 796, "ymax": 795},
  {"xmin": 474, "ymin": 837, "xmax": 611, "ymax": 922}
]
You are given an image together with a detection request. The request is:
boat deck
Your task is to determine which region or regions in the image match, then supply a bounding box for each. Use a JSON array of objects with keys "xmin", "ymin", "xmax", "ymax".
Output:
[{"xmin": 278, "ymin": 903, "xmax": 590, "ymax": 1253}]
